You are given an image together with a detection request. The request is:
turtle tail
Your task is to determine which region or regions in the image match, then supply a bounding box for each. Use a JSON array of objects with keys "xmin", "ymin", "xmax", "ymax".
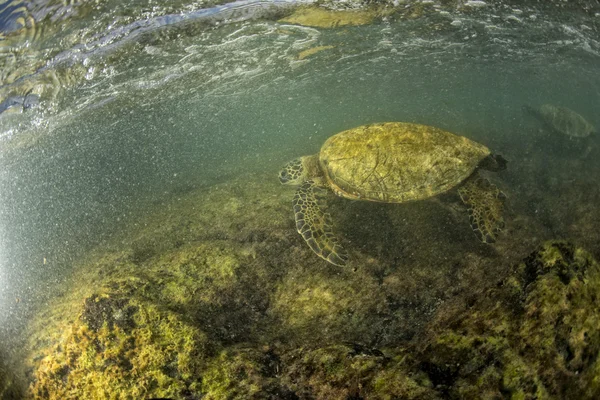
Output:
[{"xmin": 293, "ymin": 181, "xmax": 349, "ymax": 266}]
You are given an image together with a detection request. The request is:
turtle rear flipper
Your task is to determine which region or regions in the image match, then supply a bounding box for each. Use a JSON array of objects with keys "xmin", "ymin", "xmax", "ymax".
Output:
[
  {"xmin": 293, "ymin": 181, "xmax": 348, "ymax": 266},
  {"xmin": 458, "ymin": 175, "xmax": 506, "ymax": 243}
]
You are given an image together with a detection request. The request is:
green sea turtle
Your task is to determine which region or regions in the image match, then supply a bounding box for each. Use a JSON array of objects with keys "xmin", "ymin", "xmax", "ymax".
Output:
[
  {"xmin": 279, "ymin": 122, "xmax": 507, "ymax": 266},
  {"xmin": 524, "ymin": 104, "xmax": 595, "ymax": 138}
]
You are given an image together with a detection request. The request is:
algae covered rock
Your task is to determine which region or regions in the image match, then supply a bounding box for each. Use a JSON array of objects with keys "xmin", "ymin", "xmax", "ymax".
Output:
[
  {"xmin": 23, "ymin": 175, "xmax": 291, "ymax": 398},
  {"xmin": 279, "ymin": 6, "xmax": 380, "ymax": 28},
  {"xmin": 20, "ymin": 168, "xmax": 600, "ymax": 399},
  {"xmin": 270, "ymin": 266, "xmax": 388, "ymax": 344},
  {"xmin": 201, "ymin": 347, "xmax": 294, "ymax": 399},
  {"xmin": 281, "ymin": 344, "xmax": 439, "ymax": 400},
  {"xmin": 24, "ymin": 236, "xmax": 285, "ymax": 399},
  {"xmin": 28, "ymin": 292, "xmax": 210, "ymax": 399},
  {"xmin": 419, "ymin": 241, "xmax": 600, "ymax": 399}
]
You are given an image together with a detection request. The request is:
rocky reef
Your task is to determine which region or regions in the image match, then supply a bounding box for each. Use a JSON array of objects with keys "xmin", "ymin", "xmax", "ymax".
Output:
[
  {"xmin": 418, "ymin": 240, "xmax": 600, "ymax": 399},
  {"xmin": 14, "ymin": 165, "xmax": 600, "ymax": 399}
]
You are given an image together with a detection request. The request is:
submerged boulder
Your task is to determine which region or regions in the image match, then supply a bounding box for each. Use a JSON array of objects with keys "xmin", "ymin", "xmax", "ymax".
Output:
[
  {"xmin": 279, "ymin": 6, "xmax": 381, "ymax": 28},
  {"xmin": 28, "ymin": 292, "xmax": 210, "ymax": 399},
  {"xmin": 419, "ymin": 241, "xmax": 600, "ymax": 399}
]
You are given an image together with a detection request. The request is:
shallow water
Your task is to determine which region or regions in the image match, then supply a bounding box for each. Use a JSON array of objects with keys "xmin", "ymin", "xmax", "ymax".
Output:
[{"xmin": 1, "ymin": 0, "xmax": 600, "ymax": 396}]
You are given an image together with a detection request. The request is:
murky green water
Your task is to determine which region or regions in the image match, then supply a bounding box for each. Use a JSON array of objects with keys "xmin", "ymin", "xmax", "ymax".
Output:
[{"xmin": 1, "ymin": 0, "xmax": 600, "ymax": 397}]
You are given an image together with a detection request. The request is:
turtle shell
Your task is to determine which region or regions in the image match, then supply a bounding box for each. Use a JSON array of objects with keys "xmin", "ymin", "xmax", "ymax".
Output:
[
  {"xmin": 319, "ymin": 122, "xmax": 490, "ymax": 203},
  {"xmin": 537, "ymin": 104, "xmax": 595, "ymax": 138}
]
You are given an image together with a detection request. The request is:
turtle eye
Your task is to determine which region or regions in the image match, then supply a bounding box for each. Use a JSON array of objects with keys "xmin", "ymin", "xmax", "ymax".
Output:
[{"xmin": 279, "ymin": 170, "xmax": 290, "ymax": 183}]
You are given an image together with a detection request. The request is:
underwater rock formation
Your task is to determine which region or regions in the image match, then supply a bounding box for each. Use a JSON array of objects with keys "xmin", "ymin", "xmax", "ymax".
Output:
[
  {"xmin": 419, "ymin": 241, "xmax": 600, "ymax": 399},
  {"xmin": 20, "ymin": 169, "xmax": 600, "ymax": 399},
  {"xmin": 279, "ymin": 344, "xmax": 439, "ymax": 400},
  {"xmin": 28, "ymin": 291, "xmax": 209, "ymax": 398},
  {"xmin": 279, "ymin": 6, "xmax": 381, "ymax": 28}
]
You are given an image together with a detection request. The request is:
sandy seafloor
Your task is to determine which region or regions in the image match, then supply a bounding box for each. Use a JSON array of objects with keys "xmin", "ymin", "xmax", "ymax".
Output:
[{"xmin": 1, "ymin": 0, "xmax": 600, "ymax": 398}]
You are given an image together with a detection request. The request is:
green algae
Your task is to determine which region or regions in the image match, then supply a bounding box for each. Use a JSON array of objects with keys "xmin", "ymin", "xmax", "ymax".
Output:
[
  {"xmin": 28, "ymin": 294, "xmax": 209, "ymax": 399},
  {"xmin": 23, "ymin": 174, "xmax": 288, "ymax": 398},
  {"xmin": 420, "ymin": 241, "xmax": 600, "ymax": 399},
  {"xmin": 201, "ymin": 347, "xmax": 293, "ymax": 399},
  {"xmin": 24, "ymin": 236, "xmax": 277, "ymax": 398},
  {"xmin": 281, "ymin": 345, "xmax": 439, "ymax": 399},
  {"xmin": 270, "ymin": 266, "xmax": 388, "ymax": 344},
  {"xmin": 372, "ymin": 362, "xmax": 438, "ymax": 400},
  {"xmin": 20, "ymin": 166, "xmax": 600, "ymax": 399},
  {"xmin": 279, "ymin": 6, "xmax": 383, "ymax": 28}
]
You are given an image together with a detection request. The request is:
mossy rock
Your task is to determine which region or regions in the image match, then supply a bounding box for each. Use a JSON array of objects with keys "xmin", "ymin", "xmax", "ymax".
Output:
[
  {"xmin": 27, "ymin": 292, "xmax": 210, "ymax": 399},
  {"xmin": 281, "ymin": 344, "xmax": 438, "ymax": 400},
  {"xmin": 418, "ymin": 241, "xmax": 600, "ymax": 399},
  {"xmin": 202, "ymin": 347, "xmax": 295, "ymax": 399},
  {"xmin": 270, "ymin": 266, "xmax": 389, "ymax": 344},
  {"xmin": 200, "ymin": 344, "xmax": 438, "ymax": 399},
  {"xmin": 279, "ymin": 6, "xmax": 385, "ymax": 28}
]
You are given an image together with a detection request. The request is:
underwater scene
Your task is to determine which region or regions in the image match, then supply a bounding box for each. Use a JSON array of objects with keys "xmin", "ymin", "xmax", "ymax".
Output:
[{"xmin": 1, "ymin": 0, "xmax": 600, "ymax": 398}]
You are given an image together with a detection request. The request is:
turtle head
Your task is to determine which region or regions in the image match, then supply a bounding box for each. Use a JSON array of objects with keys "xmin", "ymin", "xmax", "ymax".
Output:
[
  {"xmin": 279, "ymin": 158, "xmax": 306, "ymax": 185},
  {"xmin": 480, "ymin": 154, "xmax": 508, "ymax": 172}
]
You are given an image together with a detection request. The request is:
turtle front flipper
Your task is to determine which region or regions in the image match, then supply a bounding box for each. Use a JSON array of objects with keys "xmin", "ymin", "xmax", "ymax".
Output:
[
  {"xmin": 293, "ymin": 181, "xmax": 349, "ymax": 266},
  {"xmin": 458, "ymin": 175, "xmax": 506, "ymax": 244}
]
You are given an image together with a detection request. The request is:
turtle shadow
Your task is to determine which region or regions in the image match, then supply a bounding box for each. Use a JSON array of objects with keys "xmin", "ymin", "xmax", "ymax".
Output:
[{"xmin": 330, "ymin": 193, "xmax": 497, "ymax": 267}]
